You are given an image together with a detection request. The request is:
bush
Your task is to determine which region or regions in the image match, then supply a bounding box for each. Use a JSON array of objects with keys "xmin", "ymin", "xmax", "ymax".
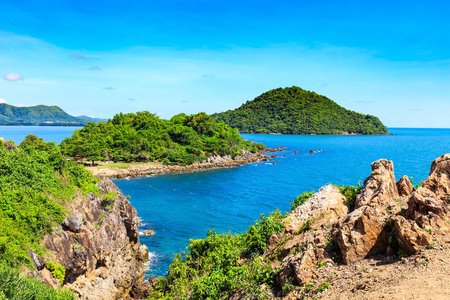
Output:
[
  {"xmin": 290, "ymin": 190, "xmax": 315, "ymax": 211},
  {"xmin": 45, "ymin": 261, "xmax": 66, "ymax": 285},
  {"xmin": 0, "ymin": 264, "xmax": 74, "ymax": 299}
]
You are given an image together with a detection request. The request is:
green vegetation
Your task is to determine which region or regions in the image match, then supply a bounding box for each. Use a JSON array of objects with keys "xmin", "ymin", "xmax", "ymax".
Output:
[
  {"xmin": 0, "ymin": 265, "xmax": 74, "ymax": 300},
  {"xmin": 290, "ymin": 190, "xmax": 315, "ymax": 211},
  {"xmin": 0, "ymin": 103, "xmax": 105, "ymax": 125},
  {"xmin": 150, "ymin": 210, "xmax": 284, "ymax": 299},
  {"xmin": 61, "ymin": 111, "xmax": 265, "ymax": 165},
  {"xmin": 0, "ymin": 136, "xmax": 99, "ymax": 264},
  {"xmin": 336, "ymin": 183, "xmax": 362, "ymax": 210},
  {"xmin": 45, "ymin": 262, "xmax": 66, "ymax": 285},
  {"xmin": 212, "ymin": 86, "xmax": 388, "ymax": 135},
  {"xmin": 0, "ymin": 135, "xmax": 100, "ymax": 297}
]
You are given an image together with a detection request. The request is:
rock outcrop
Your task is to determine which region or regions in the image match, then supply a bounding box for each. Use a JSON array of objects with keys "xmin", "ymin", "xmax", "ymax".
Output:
[
  {"xmin": 32, "ymin": 179, "xmax": 149, "ymax": 299},
  {"xmin": 355, "ymin": 159, "xmax": 399, "ymax": 209},
  {"xmin": 270, "ymin": 154, "xmax": 450, "ymax": 297},
  {"xmin": 272, "ymin": 185, "xmax": 349, "ymax": 286},
  {"xmin": 335, "ymin": 206, "xmax": 388, "ymax": 264},
  {"xmin": 397, "ymin": 175, "xmax": 414, "ymax": 197}
]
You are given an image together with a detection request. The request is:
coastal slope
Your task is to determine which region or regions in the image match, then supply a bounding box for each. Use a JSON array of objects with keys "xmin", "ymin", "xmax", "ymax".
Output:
[
  {"xmin": 148, "ymin": 154, "xmax": 450, "ymax": 299},
  {"xmin": 212, "ymin": 86, "xmax": 388, "ymax": 134}
]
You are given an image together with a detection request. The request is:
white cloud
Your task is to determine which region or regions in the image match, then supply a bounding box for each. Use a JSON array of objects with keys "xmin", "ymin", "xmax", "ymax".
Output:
[
  {"xmin": 4, "ymin": 72, "xmax": 23, "ymax": 81},
  {"xmin": 0, "ymin": 98, "xmax": 6, "ymax": 104}
]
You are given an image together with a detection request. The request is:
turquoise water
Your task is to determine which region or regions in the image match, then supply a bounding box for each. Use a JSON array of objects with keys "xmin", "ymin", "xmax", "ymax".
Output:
[
  {"xmin": 1, "ymin": 126, "xmax": 449, "ymax": 277},
  {"xmin": 113, "ymin": 128, "xmax": 450, "ymax": 277}
]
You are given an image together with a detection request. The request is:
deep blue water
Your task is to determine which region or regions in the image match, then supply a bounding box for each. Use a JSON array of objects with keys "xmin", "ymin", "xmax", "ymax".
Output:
[
  {"xmin": 113, "ymin": 128, "xmax": 450, "ymax": 278},
  {"xmin": 1, "ymin": 126, "xmax": 449, "ymax": 277}
]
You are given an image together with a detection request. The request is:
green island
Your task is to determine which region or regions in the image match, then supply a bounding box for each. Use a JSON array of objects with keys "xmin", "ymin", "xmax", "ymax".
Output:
[
  {"xmin": 0, "ymin": 103, "xmax": 106, "ymax": 126},
  {"xmin": 212, "ymin": 86, "xmax": 388, "ymax": 135},
  {"xmin": 60, "ymin": 111, "xmax": 265, "ymax": 165}
]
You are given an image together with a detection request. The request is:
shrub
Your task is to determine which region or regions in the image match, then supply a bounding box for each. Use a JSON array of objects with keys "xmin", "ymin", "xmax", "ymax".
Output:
[
  {"xmin": 45, "ymin": 261, "xmax": 66, "ymax": 285},
  {"xmin": 290, "ymin": 190, "xmax": 315, "ymax": 211}
]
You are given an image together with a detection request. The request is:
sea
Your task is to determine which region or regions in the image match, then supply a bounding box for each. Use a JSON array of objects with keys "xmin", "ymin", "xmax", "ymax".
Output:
[{"xmin": 1, "ymin": 126, "xmax": 449, "ymax": 278}]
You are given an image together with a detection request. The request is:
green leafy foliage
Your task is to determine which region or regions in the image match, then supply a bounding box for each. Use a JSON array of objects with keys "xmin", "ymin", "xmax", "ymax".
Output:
[
  {"xmin": 336, "ymin": 183, "xmax": 362, "ymax": 210},
  {"xmin": 45, "ymin": 261, "xmax": 66, "ymax": 285},
  {"xmin": 290, "ymin": 190, "xmax": 315, "ymax": 211},
  {"xmin": 150, "ymin": 210, "xmax": 284, "ymax": 299},
  {"xmin": 0, "ymin": 138, "xmax": 99, "ymax": 268},
  {"xmin": 61, "ymin": 111, "xmax": 264, "ymax": 165},
  {"xmin": 0, "ymin": 265, "xmax": 74, "ymax": 299},
  {"xmin": 212, "ymin": 86, "xmax": 388, "ymax": 135}
]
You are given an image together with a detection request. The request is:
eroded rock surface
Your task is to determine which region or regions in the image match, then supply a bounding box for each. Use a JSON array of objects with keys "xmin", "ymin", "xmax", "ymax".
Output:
[
  {"xmin": 36, "ymin": 179, "xmax": 149, "ymax": 299},
  {"xmin": 355, "ymin": 159, "xmax": 399, "ymax": 209},
  {"xmin": 397, "ymin": 175, "xmax": 414, "ymax": 197},
  {"xmin": 390, "ymin": 215, "xmax": 432, "ymax": 255},
  {"xmin": 334, "ymin": 206, "xmax": 388, "ymax": 264}
]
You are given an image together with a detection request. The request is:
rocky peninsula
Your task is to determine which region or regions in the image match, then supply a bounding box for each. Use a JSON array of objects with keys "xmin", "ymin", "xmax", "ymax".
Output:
[{"xmin": 87, "ymin": 148, "xmax": 281, "ymax": 179}]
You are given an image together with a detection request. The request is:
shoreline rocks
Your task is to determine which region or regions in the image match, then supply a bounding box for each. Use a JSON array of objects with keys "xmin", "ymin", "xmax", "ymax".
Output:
[{"xmin": 87, "ymin": 148, "xmax": 281, "ymax": 179}]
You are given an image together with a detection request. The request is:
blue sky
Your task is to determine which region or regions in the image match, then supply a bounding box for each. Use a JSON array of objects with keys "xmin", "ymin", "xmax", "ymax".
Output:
[{"xmin": 0, "ymin": 0, "xmax": 449, "ymax": 127}]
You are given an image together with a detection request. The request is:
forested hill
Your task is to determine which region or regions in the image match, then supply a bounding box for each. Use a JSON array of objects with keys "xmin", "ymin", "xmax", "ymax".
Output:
[
  {"xmin": 60, "ymin": 111, "xmax": 265, "ymax": 165},
  {"xmin": 0, "ymin": 103, "xmax": 106, "ymax": 125},
  {"xmin": 212, "ymin": 86, "xmax": 388, "ymax": 135}
]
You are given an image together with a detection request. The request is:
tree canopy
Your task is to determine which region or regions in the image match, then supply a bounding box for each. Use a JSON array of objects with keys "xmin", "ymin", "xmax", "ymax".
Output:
[
  {"xmin": 212, "ymin": 86, "xmax": 388, "ymax": 135},
  {"xmin": 60, "ymin": 111, "xmax": 265, "ymax": 165}
]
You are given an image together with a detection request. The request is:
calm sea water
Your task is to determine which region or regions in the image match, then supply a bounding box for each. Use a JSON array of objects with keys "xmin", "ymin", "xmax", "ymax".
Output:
[
  {"xmin": 113, "ymin": 128, "xmax": 450, "ymax": 278},
  {"xmin": 0, "ymin": 126, "xmax": 82, "ymax": 144},
  {"xmin": 1, "ymin": 126, "xmax": 449, "ymax": 278}
]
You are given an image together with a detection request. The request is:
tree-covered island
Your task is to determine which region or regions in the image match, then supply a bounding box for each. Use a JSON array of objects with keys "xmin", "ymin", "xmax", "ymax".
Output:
[
  {"xmin": 212, "ymin": 86, "xmax": 388, "ymax": 135},
  {"xmin": 60, "ymin": 111, "xmax": 265, "ymax": 165}
]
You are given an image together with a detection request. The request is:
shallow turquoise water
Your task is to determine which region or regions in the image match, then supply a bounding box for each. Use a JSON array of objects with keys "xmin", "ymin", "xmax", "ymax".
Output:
[{"xmin": 113, "ymin": 128, "xmax": 450, "ymax": 277}]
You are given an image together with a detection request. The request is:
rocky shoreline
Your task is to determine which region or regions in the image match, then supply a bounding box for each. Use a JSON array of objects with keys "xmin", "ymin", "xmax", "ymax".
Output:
[{"xmin": 87, "ymin": 148, "xmax": 283, "ymax": 179}]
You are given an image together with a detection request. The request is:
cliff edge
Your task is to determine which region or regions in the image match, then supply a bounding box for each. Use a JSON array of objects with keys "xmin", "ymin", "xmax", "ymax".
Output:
[{"xmin": 31, "ymin": 179, "xmax": 150, "ymax": 299}]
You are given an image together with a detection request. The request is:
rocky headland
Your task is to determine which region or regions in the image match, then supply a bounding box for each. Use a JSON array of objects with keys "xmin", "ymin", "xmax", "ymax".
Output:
[
  {"xmin": 87, "ymin": 148, "xmax": 281, "ymax": 179},
  {"xmin": 30, "ymin": 179, "xmax": 150, "ymax": 299},
  {"xmin": 263, "ymin": 154, "xmax": 450, "ymax": 299}
]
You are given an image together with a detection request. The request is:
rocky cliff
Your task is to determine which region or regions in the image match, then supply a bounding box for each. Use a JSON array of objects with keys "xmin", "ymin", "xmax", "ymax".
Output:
[
  {"xmin": 30, "ymin": 179, "xmax": 150, "ymax": 299},
  {"xmin": 265, "ymin": 154, "xmax": 450, "ymax": 299}
]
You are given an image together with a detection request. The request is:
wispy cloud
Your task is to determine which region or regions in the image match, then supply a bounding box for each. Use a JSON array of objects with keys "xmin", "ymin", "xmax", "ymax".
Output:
[
  {"xmin": 103, "ymin": 87, "xmax": 115, "ymax": 90},
  {"xmin": 71, "ymin": 54, "xmax": 98, "ymax": 60},
  {"xmin": 0, "ymin": 98, "xmax": 7, "ymax": 104},
  {"xmin": 88, "ymin": 65, "xmax": 102, "ymax": 71},
  {"xmin": 4, "ymin": 72, "xmax": 23, "ymax": 81},
  {"xmin": 127, "ymin": 98, "xmax": 136, "ymax": 101}
]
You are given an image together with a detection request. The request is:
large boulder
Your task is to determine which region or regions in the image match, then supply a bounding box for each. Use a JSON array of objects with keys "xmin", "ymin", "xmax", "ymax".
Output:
[
  {"xmin": 334, "ymin": 206, "xmax": 388, "ymax": 264},
  {"xmin": 284, "ymin": 185, "xmax": 349, "ymax": 234},
  {"xmin": 389, "ymin": 215, "xmax": 432, "ymax": 255},
  {"xmin": 422, "ymin": 153, "xmax": 450, "ymax": 200},
  {"xmin": 274, "ymin": 185, "xmax": 349, "ymax": 286},
  {"xmin": 62, "ymin": 211, "xmax": 83, "ymax": 233},
  {"xmin": 397, "ymin": 175, "xmax": 414, "ymax": 197},
  {"xmin": 355, "ymin": 159, "xmax": 399, "ymax": 209},
  {"xmin": 406, "ymin": 187, "xmax": 448, "ymax": 219}
]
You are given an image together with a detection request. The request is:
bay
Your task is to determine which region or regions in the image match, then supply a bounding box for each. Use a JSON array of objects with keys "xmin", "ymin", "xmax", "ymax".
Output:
[{"xmin": 113, "ymin": 128, "xmax": 450, "ymax": 278}]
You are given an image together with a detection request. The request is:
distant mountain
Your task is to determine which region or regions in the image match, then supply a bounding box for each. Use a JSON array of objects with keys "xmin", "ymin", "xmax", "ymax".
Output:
[
  {"xmin": 75, "ymin": 115, "xmax": 108, "ymax": 124},
  {"xmin": 0, "ymin": 103, "xmax": 106, "ymax": 125},
  {"xmin": 212, "ymin": 86, "xmax": 388, "ymax": 135}
]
